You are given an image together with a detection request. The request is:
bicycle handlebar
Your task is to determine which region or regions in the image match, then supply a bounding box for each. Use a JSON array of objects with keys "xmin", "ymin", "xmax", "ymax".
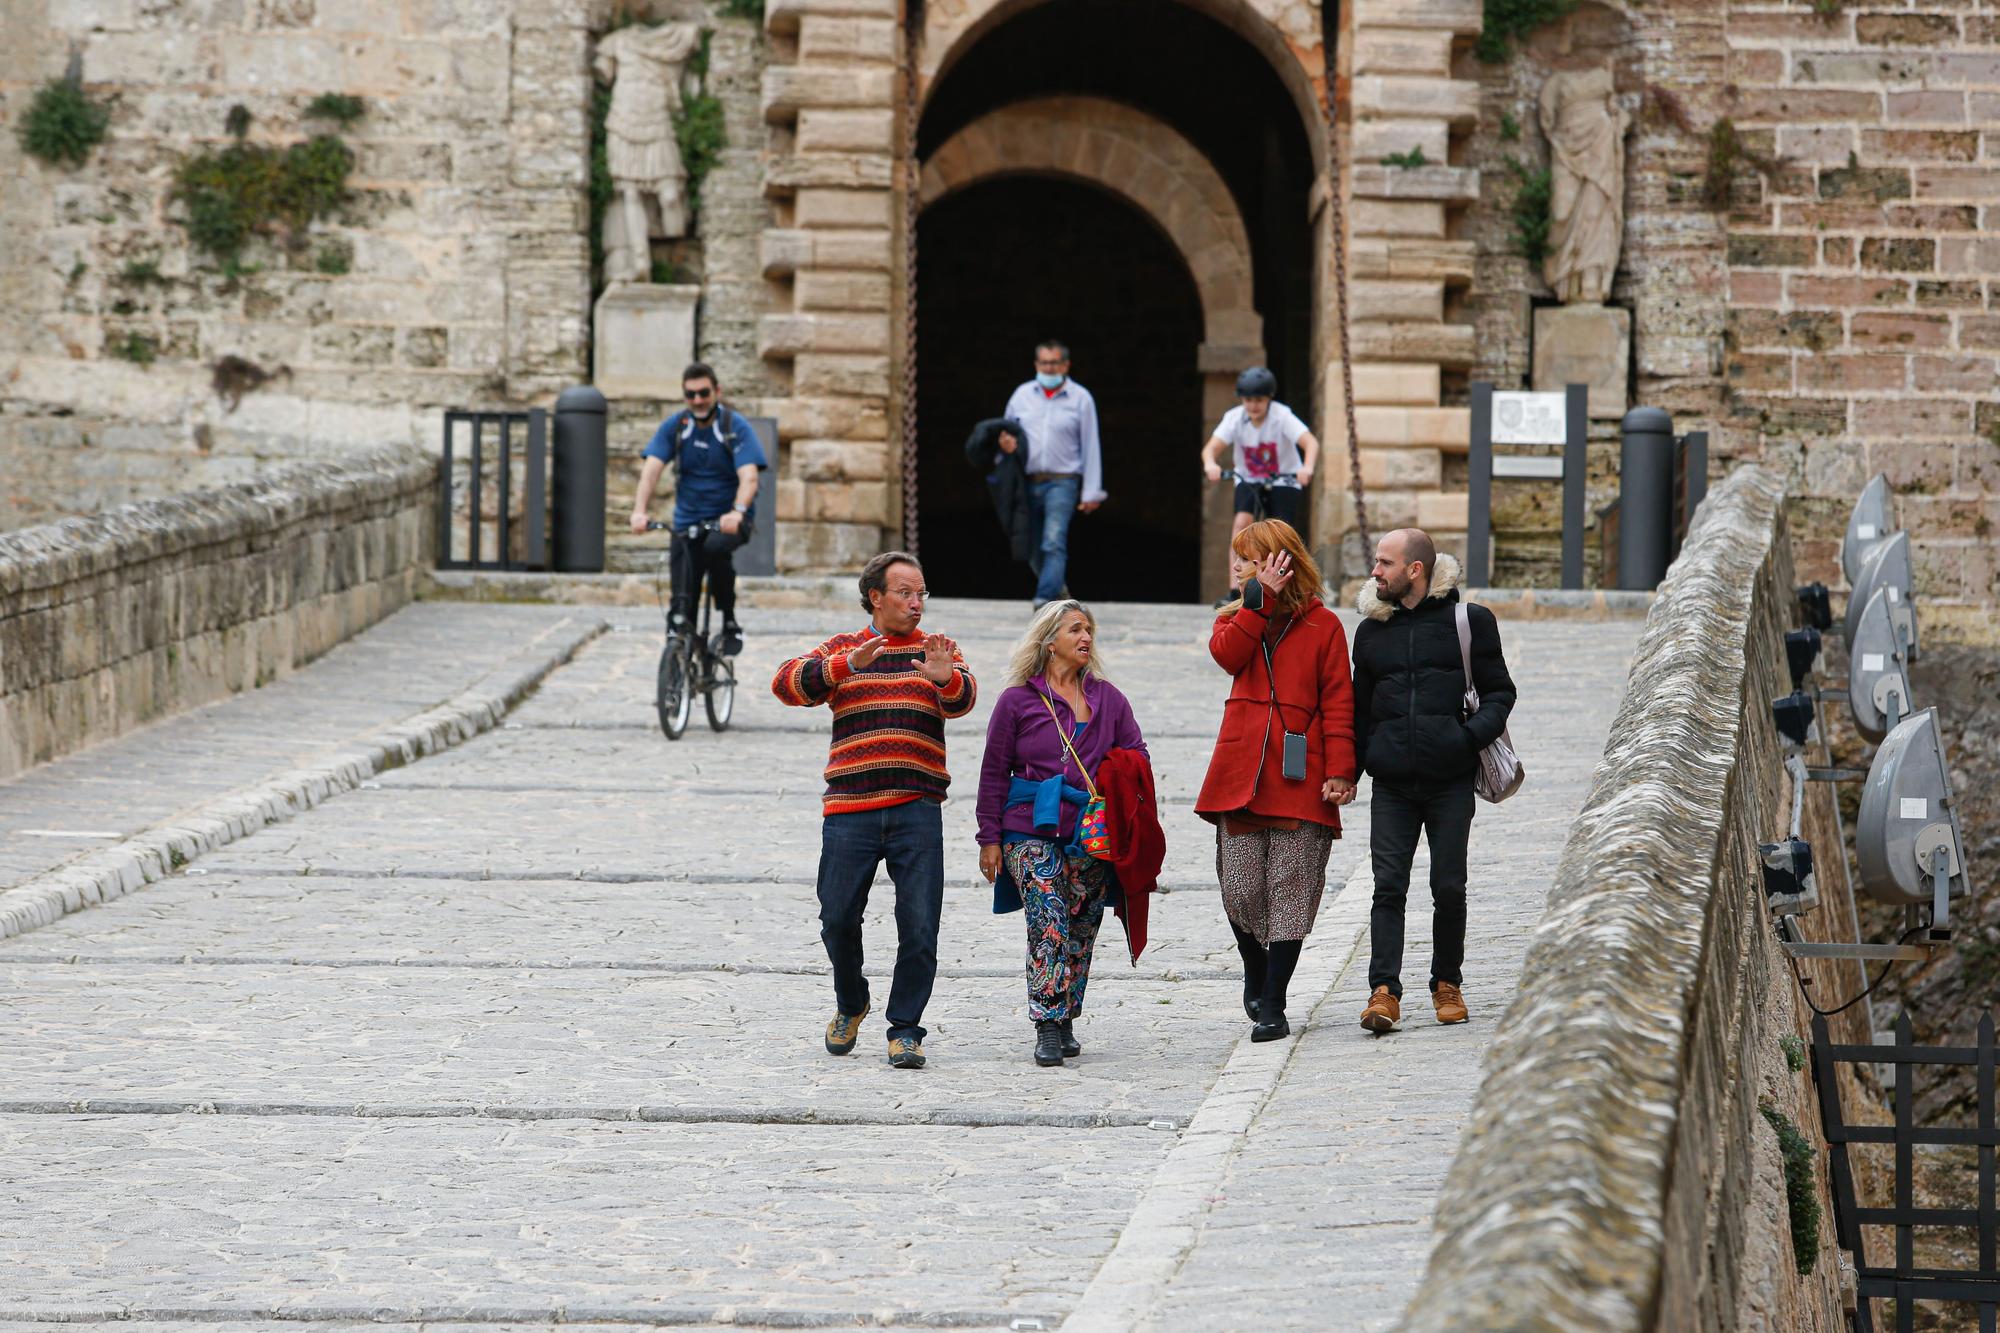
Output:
[
  {"xmin": 1216, "ymin": 469, "xmax": 1299, "ymax": 485},
  {"xmin": 646, "ymin": 519, "xmax": 727, "ymax": 536}
]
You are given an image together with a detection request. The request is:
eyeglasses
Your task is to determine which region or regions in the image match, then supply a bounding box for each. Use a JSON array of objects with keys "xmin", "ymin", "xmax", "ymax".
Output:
[
  {"xmin": 685, "ymin": 386, "xmax": 715, "ymax": 400},
  {"xmin": 886, "ymin": 586, "xmax": 928, "ymax": 600}
]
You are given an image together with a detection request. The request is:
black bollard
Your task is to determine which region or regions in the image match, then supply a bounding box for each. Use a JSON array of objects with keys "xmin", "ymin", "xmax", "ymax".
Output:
[
  {"xmin": 552, "ymin": 385, "xmax": 607, "ymax": 573},
  {"xmin": 1617, "ymin": 406, "xmax": 1676, "ymax": 591}
]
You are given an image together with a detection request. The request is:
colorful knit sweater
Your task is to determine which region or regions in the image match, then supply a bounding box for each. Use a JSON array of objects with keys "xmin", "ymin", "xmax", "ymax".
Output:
[{"xmin": 770, "ymin": 627, "xmax": 978, "ymax": 816}]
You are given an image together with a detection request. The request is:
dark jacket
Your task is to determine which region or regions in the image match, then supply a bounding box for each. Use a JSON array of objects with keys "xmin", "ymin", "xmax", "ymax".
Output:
[
  {"xmin": 965, "ymin": 416, "xmax": 1034, "ymax": 564},
  {"xmin": 1350, "ymin": 553, "xmax": 1516, "ymax": 784}
]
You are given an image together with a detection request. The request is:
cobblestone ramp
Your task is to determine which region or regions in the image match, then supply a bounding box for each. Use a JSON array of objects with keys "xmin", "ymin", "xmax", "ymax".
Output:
[{"xmin": 0, "ymin": 598, "xmax": 1638, "ymax": 1329}]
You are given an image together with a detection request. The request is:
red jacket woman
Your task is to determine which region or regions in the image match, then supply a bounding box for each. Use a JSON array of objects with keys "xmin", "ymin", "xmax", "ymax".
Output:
[{"xmin": 1195, "ymin": 519, "xmax": 1359, "ymax": 1043}]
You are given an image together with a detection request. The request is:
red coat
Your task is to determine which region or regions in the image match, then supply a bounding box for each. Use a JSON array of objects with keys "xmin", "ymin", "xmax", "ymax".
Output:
[
  {"xmin": 1194, "ymin": 595, "xmax": 1359, "ymax": 830},
  {"xmin": 1099, "ymin": 746, "xmax": 1165, "ymax": 964}
]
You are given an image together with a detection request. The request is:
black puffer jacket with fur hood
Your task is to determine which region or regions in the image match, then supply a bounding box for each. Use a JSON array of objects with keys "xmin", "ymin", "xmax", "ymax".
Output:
[{"xmin": 1350, "ymin": 553, "xmax": 1517, "ymax": 784}]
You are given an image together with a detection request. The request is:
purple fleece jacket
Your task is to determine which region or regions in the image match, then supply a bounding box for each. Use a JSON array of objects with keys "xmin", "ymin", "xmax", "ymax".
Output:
[{"xmin": 975, "ymin": 673, "xmax": 1148, "ymax": 845}]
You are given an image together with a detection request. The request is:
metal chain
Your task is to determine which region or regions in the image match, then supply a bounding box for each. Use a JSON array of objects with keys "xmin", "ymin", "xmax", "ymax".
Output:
[
  {"xmin": 1320, "ymin": 4, "xmax": 1372, "ymax": 566},
  {"xmin": 898, "ymin": 0, "xmax": 924, "ymax": 555}
]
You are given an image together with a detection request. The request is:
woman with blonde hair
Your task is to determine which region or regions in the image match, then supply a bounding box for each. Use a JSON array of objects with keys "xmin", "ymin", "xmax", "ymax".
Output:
[
  {"xmin": 1195, "ymin": 520, "xmax": 1359, "ymax": 1041},
  {"xmin": 976, "ymin": 600, "xmax": 1151, "ymax": 1066}
]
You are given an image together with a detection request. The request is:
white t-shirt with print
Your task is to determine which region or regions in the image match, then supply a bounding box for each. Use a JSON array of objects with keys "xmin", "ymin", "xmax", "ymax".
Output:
[{"xmin": 1215, "ymin": 401, "xmax": 1309, "ymax": 489}]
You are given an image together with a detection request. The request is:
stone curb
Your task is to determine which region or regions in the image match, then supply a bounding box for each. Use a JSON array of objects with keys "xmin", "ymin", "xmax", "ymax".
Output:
[
  {"xmin": 1060, "ymin": 860, "xmax": 1375, "ymax": 1332},
  {"xmin": 0, "ymin": 616, "xmax": 607, "ymax": 943}
]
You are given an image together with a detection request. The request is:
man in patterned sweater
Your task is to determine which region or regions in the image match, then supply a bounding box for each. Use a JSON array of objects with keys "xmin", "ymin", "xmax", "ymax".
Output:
[{"xmin": 771, "ymin": 551, "xmax": 977, "ymax": 1069}]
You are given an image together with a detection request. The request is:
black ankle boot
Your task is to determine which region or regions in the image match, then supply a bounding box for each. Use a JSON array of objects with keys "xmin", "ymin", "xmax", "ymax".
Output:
[
  {"xmin": 1252, "ymin": 940, "xmax": 1303, "ymax": 1041},
  {"xmin": 1034, "ymin": 1020, "xmax": 1065, "ymax": 1066},
  {"xmin": 1058, "ymin": 1018, "xmax": 1081, "ymax": 1058},
  {"xmin": 1230, "ymin": 922, "xmax": 1268, "ymax": 1022}
]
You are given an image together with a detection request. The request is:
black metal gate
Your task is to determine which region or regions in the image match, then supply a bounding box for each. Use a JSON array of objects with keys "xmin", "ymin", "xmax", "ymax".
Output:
[
  {"xmin": 437, "ymin": 408, "xmax": 547, "ymax": 571},
  {"xmin": 1811, "ymin": 1011, "xmax": 1999, "ymax": 1332}
]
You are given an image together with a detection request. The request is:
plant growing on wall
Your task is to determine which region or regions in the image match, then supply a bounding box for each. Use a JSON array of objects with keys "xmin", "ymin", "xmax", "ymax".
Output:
[
  {"xmin": 677, "ymin": 29, "xmax": 725, "ymax": 220},
  {"xmin": 1476, "ymin": 0, "xmax": 1577, "ymax": 63},
  {"xmin": 303, "ymin": 93, "xmax": 366, "ymax": 127},
  {"xmin": 1504, "ymin": 157, "xmax": 1553, "ymax": 265},
  {"xmin": 19, "ymin": 70, "xmax": 111, "ymax": 167},
  {"xmin": 171, "ymin": 105, "xmax": 356, "ymax": 270},
  {"xmin": 1760, "ymin": 1105, "xmax": 1821, "ymax": 1275},
  {"xmin": 720, "ymin": 0, "xmax": 763, "ymax": 18},
  {"xmin": 1382, "ymin": 147, "xmax": 1429, "ymax": 169}
]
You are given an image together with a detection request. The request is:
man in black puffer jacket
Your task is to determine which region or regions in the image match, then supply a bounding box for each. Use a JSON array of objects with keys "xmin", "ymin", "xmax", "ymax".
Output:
[{"xmin": 1350, "ymin": 528, "xmax": 1515, "ymax": 1034}]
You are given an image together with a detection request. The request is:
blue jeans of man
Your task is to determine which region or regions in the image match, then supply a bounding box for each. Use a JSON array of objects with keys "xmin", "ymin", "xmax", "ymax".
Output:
[
  {"xmin": 1025, "ymin": 474, "xmax": 1081, "ymax": 605},
  {"xmin": 816, "ymin": 798, "xmax": 944, "ymax": 1042}
]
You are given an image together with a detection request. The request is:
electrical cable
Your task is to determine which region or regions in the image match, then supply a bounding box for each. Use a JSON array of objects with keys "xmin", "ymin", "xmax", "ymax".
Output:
[{"xmin": 1777, "ymin": 916, "xmax": 1928, "ymax": 1019}]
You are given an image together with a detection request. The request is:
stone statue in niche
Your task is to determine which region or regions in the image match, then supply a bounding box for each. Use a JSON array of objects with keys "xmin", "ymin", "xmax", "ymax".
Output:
[
  {"xmin": 1538, "ymin": 65, "xmax": 1629, "ymax": 305},
  {"xmin": 595, "ymin": 21, "xmax": 701, "ymax": 284}
]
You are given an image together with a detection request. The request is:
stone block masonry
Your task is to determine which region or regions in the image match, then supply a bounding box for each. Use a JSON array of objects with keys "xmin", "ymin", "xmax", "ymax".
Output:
[
  {"xmin": 1723, "ymin": 0, "xmax": 2000, "ymax": 643},
  {"xmin": 0, "ymin": 446, "xmax": 434, "ymax": 780}
]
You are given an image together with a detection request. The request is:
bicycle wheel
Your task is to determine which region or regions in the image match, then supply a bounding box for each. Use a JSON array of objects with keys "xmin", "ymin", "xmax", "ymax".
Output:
[
  {"xmin": 704, "ymin": 654, "xmax": 735, "ymax": 732},
  {"xmin": 656, "ymin": 640, "xmax": 692, "ymax": 740}
]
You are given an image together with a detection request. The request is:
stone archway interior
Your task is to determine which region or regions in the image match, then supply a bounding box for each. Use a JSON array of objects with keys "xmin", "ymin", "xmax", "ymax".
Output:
[{"xmin": 916, "ymin": 176, "xmax": 1205, "ymax": 603}]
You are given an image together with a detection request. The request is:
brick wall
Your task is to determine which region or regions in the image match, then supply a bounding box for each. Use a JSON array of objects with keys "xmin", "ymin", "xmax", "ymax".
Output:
[{"xmin": 1723, "ymin": 0, "xmax": 2000, "ymax": 643}]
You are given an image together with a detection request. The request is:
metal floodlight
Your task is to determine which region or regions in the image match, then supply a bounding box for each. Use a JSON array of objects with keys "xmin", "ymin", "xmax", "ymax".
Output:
[
  {"xmin": 1785, "ymin": 626, "xmax": 1822, "ymax": 691},
  {"xmin": 1841, "ymin": 472, "xmax": 1894, "ymax": 586},
  {"xmin": 1856, "ymin": 709, "xmax": 1968, "ymax": 935},
  {"xmin": 1797, "ymin": 583, "xmax": 1833, "ymax": 632},
  {"xmin": 1760, "ymin": 837, "xmax": 1818, "ymax": 916},
  {"xmin": 1843, "ymin": 530, "xmax": 1917, "ymax": 661},
  {"xmin": 1773, "ymin": 690, "xmax": 1817, "ymax": 748},
  {"xmin": 1847, "ymin": 587, "xmax": 1914, "ymax": 744}
]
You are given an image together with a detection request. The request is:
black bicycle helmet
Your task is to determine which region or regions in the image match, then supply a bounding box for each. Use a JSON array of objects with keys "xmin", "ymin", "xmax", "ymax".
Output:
[{"xmin": 1235, "ymin": 366, "xmax": 1277, "ymax": 397}]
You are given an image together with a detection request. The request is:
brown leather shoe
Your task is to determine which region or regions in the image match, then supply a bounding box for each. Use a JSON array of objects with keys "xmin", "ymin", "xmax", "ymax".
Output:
[
  {"xmin": 1360, "ymin": 986, "xmax": 1400, "ymax": 1033},
  {"xmin": 1432, "ymin": 982, "xmax": 1469, "ymax": 1025}
]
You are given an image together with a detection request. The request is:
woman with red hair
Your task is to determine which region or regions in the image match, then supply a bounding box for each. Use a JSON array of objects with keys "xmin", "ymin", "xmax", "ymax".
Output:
[{"xmin": 1194, "ymin": 520, "xmax": 1359, "ymax": 1041}]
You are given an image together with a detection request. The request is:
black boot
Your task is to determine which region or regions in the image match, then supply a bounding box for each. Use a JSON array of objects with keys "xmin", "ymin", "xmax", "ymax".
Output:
[
  {"xmin": 1230, "ymin": 921, "xmax": 1268, "ymax": 1022},
  {"xmin": 1034, "ymin": 1020, "xmax": 1065, "ymax": 1066},
  {"xmin": 1058, "ymin": 1018, "xmax": 1081, "ymax": 1058},
  {"xmin": 1252, "ymin": 939, "xmax": 1303, "ymax": 1042}
]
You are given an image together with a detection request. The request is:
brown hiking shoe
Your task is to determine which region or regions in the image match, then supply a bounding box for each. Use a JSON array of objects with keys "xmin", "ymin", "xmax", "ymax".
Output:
[
  {"xmin": 1432, "ymin": 982, "xmax": 1469, "ymax": 1025},
  {"xmin": 1360, "ymin": 986, "xmax": 1400, "ymax": 1033}
]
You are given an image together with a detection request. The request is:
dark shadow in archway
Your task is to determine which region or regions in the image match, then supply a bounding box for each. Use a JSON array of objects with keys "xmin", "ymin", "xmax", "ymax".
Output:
[
  {"xmin": 920, "ymin": 0, "xmax": 1318, "ymax": 408},
  {"xmin": 917, "ymin": 176, "xmax": 1203, "ymax": 603}
]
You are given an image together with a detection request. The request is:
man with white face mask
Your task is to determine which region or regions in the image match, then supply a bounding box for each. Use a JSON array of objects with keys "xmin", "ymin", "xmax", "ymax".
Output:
[{"xmin": 998, "ymin": 340, "xmax": 1106, "ymax": 607}]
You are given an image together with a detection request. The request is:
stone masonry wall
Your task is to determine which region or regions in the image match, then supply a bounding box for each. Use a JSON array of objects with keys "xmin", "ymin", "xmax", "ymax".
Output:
[
  {"xmin": 0, "ymin": 0, "xmax": 592, "ymax": 528},
  {"xmin": 1721, "ymin": 0, "xmax": 2000, "ymax": 644},
  {"xmin": 1404, "ymin": 466, "xmax": 1871, "ymax": 1330},
  {"xmin": 0, "ymin": 445, "xmax": 434, "ymax": 780}
]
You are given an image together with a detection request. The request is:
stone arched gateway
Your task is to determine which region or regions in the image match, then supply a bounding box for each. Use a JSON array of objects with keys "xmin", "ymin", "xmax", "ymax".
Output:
[
  {"xmin": 918, "ymin": 96, "xmax": 1264, "ymax": 594},
  {"xmin": 758, "ymin": 0, "xmax": 1485, "ymax": 584}
]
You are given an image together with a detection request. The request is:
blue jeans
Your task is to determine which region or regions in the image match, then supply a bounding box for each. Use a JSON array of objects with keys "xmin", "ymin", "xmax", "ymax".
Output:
[
  {"xmin": 816, "ymin": 799, "xmax": 944, "ymax": 1042},
  {"xmin": 1025, "ymin": 475, "xmax": 1081, "ymax": 604}
]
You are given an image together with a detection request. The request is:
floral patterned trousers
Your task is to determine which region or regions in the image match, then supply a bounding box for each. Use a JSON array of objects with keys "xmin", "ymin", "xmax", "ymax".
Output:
[{"xmin": 1004, "ymin": 838, "xmax": 1113, "ymax": 1023}]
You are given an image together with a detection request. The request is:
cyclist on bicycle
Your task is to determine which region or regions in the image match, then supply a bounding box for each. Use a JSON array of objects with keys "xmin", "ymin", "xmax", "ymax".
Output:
[
  {"xmin": 628, "ymin": 361, "xmax": 768, "ymax": 656},
  {"xmin": 1200, "ymin": 366, "xmax": 1321, "ymax": 602}
]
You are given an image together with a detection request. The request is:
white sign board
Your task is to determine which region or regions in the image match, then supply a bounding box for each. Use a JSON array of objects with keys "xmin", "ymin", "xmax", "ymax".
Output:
[{"xmin": 1491, "ymin": 391, "xmax": 1569, "ymax": 445}]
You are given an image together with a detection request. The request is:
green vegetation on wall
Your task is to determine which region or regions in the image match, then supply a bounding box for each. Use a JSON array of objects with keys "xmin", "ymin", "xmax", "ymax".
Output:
[
  {"xmin": 720, "ymin": 0, "xmax": 764, "ymax": 19},
  {"xmin": 1476, "ymin": 0, "xmax": 1577, "ymax": 63},
  {"xmin": 1382, "ymin": 147, "xmax": 1429, "ymax": 169},
  {"xmin": 172, "ymin": 104, "xmax": 357, "ymax": 269},
  {"xmin": 303, "ymin": 93, "xmax": 366, "ymax": 127},
  {"xmin": 1505, "ymin": 157, "xmax": 1553, "ymax": 265},
  {"xmin": 1760, "ymin": 1105, "xmax": 1822, "ymax": 1276},
  {"xmin": 19, "ymin": 73, "xmax": 111, "ymax": 167}
]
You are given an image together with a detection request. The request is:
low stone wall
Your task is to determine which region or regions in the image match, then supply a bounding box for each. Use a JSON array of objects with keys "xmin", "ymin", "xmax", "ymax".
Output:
[
  {"xmin": 1404, "ymin": 464, "xmax": 1874, "ymax": 1331},
  {"xmin": 0, "ymin": 447, "xmax": 434, "ymax": 780}
]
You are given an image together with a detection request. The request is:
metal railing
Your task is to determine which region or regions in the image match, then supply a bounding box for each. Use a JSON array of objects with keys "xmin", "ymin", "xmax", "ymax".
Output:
[
  {"xmin": 437, "ymin": 408, "xmax": 547, "ymax": 571},
  {"xmin": 1812, "ymin": 1010, "xmax": 1998, "ymax": 1332}
]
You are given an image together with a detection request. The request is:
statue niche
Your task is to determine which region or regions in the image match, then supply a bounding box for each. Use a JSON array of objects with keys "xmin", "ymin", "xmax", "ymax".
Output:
[
  {"xmin": 596, "ymin": 21, "xmax": 700, "ymax": 283},
  {"xmin": 1529, "ymin": 60, "xmax": 1634, "ymax": 419}
]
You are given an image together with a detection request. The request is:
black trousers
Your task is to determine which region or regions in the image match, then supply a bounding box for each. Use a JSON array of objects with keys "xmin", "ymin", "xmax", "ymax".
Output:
[
  {"xmin": 1367, "ymin": 775, "xmax": 1476, "ymax": 999},
  {"xmin": 668, "ymin": 524, "xmax": 749, "ymax": 622}
]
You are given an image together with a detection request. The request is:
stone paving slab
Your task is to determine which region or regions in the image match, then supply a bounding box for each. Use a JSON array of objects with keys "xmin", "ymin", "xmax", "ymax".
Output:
[
  {"xmin": 0, "ymin": 874, "xmax": 1255, "ymax": 978},
  {"xmin": 0, "ymin": 604, "xmax": 589, "ymax": 893},
  {"xmin": 0, "ymin": 964, "xmax": 1241, "ymax": 1123},
  {"xmin": 0, "ymin": 1116, "xmax": 1156, "ymax": 1323},
  {"xmin": 0, "ymin": 597, "xmax": 1640, "ymax": 1330}
]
